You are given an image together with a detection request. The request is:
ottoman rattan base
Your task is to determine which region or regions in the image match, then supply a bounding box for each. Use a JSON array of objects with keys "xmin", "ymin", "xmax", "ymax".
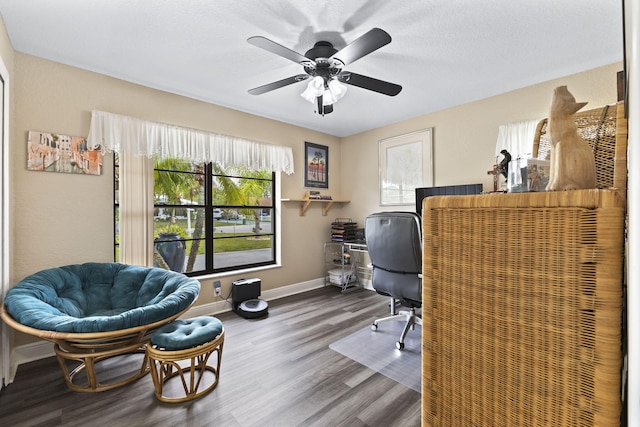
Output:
[{"xmin": 147, "ymin": 317, "xmax": 224, "ymax": 403}]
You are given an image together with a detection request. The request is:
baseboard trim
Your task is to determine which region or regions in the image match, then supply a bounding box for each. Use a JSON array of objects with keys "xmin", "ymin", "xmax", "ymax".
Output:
[
  {"xmin": 9, "ymin": 340, "xmax": 55, "ymax": 382},
  {"xmin": 6, "ymin": 278, "xmax": 325, "ymax": 383}
]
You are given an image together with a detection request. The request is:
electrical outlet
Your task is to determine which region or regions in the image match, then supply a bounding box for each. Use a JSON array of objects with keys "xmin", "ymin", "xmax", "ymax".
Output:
[{"xmin": 213, "ymin": 281, "xmax": 221, "ymax": 297}]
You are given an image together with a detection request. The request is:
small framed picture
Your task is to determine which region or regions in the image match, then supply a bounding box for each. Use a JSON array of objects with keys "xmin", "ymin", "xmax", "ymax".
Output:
[{"xmin": 304, "ymin": 141, "xmax": 328, "ymax": 188}]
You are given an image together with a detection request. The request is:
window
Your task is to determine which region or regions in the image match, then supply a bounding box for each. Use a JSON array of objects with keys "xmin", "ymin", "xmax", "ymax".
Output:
[{"xmin": 115, "ymin": 154, "xmax": 277, "ymax": 275}]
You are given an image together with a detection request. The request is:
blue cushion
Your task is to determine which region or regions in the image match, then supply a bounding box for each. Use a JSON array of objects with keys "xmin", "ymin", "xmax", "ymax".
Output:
[
  {"xmin": 4, "ymin": 263, "xmax": 200, "ymax": 333},
  {"xmin": 151, "ymin": 316, "xmax": 223, "ymax": 350}
]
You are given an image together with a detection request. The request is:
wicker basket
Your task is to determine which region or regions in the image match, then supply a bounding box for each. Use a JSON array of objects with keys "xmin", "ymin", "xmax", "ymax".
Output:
[{"xmin": 421, "ymin": 101, "xmax": 627, "ymax": 426}]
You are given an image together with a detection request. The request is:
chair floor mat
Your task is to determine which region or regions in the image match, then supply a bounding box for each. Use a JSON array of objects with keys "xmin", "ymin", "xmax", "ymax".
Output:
[{"xmin": 329, "ymin": 321, "xmax": 421, "ymax": 393}]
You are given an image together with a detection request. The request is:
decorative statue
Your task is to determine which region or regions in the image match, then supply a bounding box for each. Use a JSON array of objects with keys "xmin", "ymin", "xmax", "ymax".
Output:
[
  {"xmin": 545, "ymin": 86, "xmax": 596, "ymax": 191},
  {"xmin": 498, "ymin": 149, "xmax": 511, "ymax": 179},
  {"xmin": 487, "ymin": 149, "xmax": 511, "ymax": 192}
]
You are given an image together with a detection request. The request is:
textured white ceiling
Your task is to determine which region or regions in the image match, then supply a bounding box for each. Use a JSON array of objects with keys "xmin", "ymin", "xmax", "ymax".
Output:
[{"xmin": 0, "ymin": 0, "xmax": 623, "ymax": 137}]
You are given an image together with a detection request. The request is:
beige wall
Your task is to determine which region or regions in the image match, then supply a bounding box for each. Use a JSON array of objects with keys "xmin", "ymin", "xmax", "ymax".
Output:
[
  {"xmin": 0, "ymin": 17, "xmax": 12, "ymax": 72},
  {"xmin": 340, "ymin": 62, "xmax": 622, "ymax": 224}
]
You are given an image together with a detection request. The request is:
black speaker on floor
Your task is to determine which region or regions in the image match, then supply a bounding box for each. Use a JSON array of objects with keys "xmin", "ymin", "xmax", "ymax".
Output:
[{"xmin": 231, "ymin": 278, "xmax": 268, "ymax": 319}]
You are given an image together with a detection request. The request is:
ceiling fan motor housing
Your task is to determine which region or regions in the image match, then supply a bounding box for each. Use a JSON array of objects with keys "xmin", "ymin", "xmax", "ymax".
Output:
[
  {"xmin": 304, "ymin": 41, "xmax": 338, "ymax": 60},
  {"xmin": 304, "ymin": 41, "xmax": 343, "ymax": 79}
]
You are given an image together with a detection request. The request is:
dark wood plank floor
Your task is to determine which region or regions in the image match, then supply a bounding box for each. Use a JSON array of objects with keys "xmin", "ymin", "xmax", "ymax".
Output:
[{"xmin": 0, "ymin": 286, "xmax": 421, "ymax": 427}]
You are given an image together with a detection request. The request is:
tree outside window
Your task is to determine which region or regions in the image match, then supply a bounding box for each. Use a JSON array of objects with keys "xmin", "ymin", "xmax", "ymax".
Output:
[{"xmin": 115, "ymin": 155, "xmax": 276, "ymax": 275}]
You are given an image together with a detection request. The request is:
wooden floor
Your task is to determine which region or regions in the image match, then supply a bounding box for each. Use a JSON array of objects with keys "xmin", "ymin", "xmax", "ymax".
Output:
[{"xmin": 0, "ymin": 286, "xmax": 421, "ymax": 427}]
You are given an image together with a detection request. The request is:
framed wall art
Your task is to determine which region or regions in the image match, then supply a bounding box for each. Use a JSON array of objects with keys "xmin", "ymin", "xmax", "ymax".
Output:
[
  {"xmin": 304, "ymin": 141, "xmax": 328, "ymax": 188},
  {"xmin": 379, "ymin": 128, "xmax": 433, "ymax": 206},
  {"xmin": 27, "ymin": 131, "xmax": 103, "ymax": 175}
]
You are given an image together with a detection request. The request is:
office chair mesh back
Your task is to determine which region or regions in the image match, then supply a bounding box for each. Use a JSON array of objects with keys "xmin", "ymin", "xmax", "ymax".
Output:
[{"xmin": 365, "ymin": 212, "xmax": 422, "ymax": 307}]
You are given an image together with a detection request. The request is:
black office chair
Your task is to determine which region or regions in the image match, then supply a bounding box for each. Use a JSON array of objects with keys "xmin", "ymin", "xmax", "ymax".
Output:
[{"xmin": 365, "ymin": 212, "xmax": 422, "ymax": 350}]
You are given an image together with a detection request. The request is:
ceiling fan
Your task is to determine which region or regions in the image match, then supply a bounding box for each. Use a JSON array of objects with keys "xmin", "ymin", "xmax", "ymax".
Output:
[{"xmin": 247, "ymin": 28, "xmax": 402, "ymax": 116}]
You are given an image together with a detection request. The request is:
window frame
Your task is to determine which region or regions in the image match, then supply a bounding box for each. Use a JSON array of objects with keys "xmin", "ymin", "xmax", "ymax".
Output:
[{"xmin": 115, "ymin": 155, "xmax": 279, "ymax": 276}]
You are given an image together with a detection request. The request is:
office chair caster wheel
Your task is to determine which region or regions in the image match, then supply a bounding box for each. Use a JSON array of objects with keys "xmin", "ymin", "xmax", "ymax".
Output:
[
  {"xmin": 371, "ymin": 323, "xmax": 378, "ymax": 331},
  {"xmin": 396, "ymin": 341, "xmax": 404, "ymax": 350}
]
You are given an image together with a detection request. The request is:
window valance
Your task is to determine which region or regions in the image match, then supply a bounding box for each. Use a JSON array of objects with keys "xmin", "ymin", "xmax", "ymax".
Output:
[{"xmin": 87, "ymin": 110, "xmax": 294, "ymax": 174}]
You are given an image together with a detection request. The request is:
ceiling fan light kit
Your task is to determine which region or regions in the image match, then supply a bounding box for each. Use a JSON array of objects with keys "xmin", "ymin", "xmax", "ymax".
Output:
[
  {"xmin": 300, "ymin": 77, "xmax": 347, "ymax": 114},
  {"xmin": 248, "ymin": 28, "xmax": 402, "ymax": 116},
  {"xmin": 326, "ymin": 79, "xmax": 347, "ymax": 103},
  {"xmin": 300, "ymin": 76, "xmax": 324, "ymax": 103}
]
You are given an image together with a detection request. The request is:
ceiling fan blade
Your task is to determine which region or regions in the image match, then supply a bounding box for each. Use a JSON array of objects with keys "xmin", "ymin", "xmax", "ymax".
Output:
[
  {"xmin": 338, "ymin": 72, "xmax": 402, "ymax": 96},
  {"xmin": 248, "ymin": 75, "xmax": 309, "ymax": 95},
  {"xmin": 248, "ymin": 36, "xmax": 312, "ymax": 65},
  {"xmin": 331, "ymin": 28, "xmax": 392, "ymax": 66}
]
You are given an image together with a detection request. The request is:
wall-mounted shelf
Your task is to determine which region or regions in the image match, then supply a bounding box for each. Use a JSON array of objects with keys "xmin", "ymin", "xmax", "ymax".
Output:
[{"xmin": 282, "ymin": 199, "xmax": 350, "ymax": 216}]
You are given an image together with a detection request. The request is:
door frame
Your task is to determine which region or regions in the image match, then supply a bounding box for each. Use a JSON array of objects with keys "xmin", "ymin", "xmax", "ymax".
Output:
[{"xmin": 0, "ymin": 54, "xmax": 10, "ymax": 388}]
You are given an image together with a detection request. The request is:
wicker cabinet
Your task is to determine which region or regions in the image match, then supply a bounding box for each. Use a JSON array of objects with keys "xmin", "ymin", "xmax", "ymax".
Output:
[{"xmin": 421, "ymin": 102, "xmax": 627, "ymax": 426}]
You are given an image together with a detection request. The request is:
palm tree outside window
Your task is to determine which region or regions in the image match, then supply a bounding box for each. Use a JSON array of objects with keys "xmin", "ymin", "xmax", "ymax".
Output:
[{"xmin": 114, "ymin": 154, "xmax": 276, "ymax": 275}]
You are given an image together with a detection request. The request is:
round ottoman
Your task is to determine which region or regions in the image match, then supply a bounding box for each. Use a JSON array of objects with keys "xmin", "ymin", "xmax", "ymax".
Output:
[{"xmin": 147, "ymin": 316, "xmax": 224, "ymax": 403}]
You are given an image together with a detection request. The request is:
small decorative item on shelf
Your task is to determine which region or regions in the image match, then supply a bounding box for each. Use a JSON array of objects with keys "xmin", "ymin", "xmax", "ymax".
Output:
[
  {"xmin": 487, "ymin": 163, "xmax": 499, "ymax": 192},
  {"xmin": 343, "ymin": 252, "xmax": 351, "ymax": 265},
  {"xmin": 304, "ymin": 190, "xmax": 332, "ymax": 200},
  {"xmin": 331, "ymin": 218, "xmax": 358, "ymax": 242},
  {"xmin": 487, "ymin": 150, "xmax": 511, "ymax": 192},
  {"xmin": 545, "ymin": 86, "xmax": 596, "ymax": 191},
  {"xmin": 498, "ymin": 149, "xmax": 512, "ymax": 180},
  {"xmin": 507, "ymin": 157, "xmax": 550, "ymax": 192}
]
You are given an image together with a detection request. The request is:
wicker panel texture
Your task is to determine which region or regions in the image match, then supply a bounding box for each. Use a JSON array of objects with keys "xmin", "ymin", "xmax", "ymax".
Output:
[{"xmin": 422, "ymin": 190, "xmax": 624, "ymax": 426}]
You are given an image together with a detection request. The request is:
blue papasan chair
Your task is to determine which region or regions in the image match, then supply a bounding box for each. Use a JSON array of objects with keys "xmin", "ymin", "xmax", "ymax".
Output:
[{"xmin": 0, "ymin": 262, "xmax": 200, "ymax": 392}]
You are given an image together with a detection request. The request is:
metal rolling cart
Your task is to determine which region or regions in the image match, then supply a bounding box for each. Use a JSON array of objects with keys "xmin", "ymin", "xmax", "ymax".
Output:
[
  {"xmin": 324, "ymin": 218, "xmax": 371, "ymax": 293},
  {"xmin": 324, "ymin": 241, "xmax": 357, "ymax": 292}
]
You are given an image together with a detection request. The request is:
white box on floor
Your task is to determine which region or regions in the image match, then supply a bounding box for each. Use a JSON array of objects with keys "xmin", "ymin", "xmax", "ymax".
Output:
[{"xmin": 328, "ymin": 269, "xmax": 354, "ymax": 285}]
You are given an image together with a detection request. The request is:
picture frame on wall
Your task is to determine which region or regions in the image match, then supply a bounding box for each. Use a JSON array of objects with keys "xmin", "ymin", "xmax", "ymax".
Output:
[
  {"xmin": 379, "ymin": 128, "xmax": 434, "ymax": 206},
  {"xmin": 304, "ymin": 141, "xmax": 328, "ymax": 188},
  {"xmin": 27, "ymin": 131, "xmax": 103, "ymax": 175}
]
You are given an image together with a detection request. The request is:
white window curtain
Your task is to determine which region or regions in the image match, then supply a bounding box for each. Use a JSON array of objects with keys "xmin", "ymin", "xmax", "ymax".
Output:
[
  {"xmin": 88, "ymin": 110, "xmax": 294, "ymax": 267},
  {"xmin": 494, "ymin": 118, "xmax": 543, "ymax": 161},
  {"xmin": 87, "ymin": 110, "xmax": 295, "ymax": 174},
  {"xmin": 119, "ymin": 152, "xmax": 154, "ymax": 267}
]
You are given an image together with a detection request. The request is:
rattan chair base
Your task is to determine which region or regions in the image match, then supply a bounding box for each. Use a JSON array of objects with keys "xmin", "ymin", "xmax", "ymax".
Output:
[
  {"xmin": 1, "ymin": 305, "xmax": 191, "ymax": 392},
  {"xmin": 54, "ymin": 344, "xmax": 150, "ymax": 393},
  {"xmin": 147, "ymin": 329, "xmax": 224, "ymax": 403}
]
